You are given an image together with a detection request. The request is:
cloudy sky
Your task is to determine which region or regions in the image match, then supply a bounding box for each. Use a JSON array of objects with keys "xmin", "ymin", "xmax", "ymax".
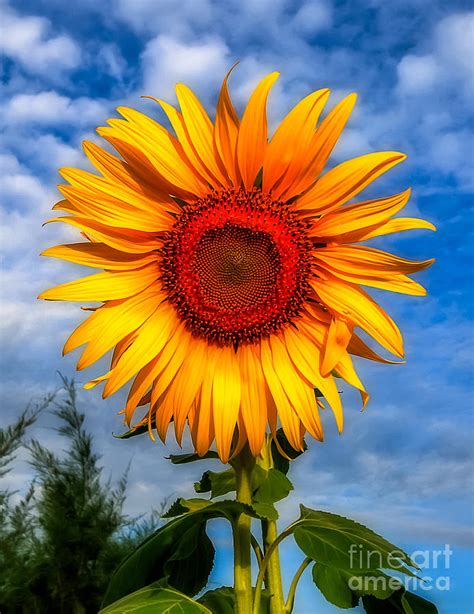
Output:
[{"xmin": 1, "ymin": 0, "xmax": 473, "ymax": 611}]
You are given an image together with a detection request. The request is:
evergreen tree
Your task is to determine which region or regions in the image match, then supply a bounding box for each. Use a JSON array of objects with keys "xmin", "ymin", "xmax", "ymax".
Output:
[{"xmin": 0, "ymin": 376, "xmax": 159, "ymax": 614}]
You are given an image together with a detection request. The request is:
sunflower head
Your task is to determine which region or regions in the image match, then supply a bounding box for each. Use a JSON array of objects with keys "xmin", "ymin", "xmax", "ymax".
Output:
[{"xmin": 39, "ymin": 70, "xmax": 435, "ymax": 462}]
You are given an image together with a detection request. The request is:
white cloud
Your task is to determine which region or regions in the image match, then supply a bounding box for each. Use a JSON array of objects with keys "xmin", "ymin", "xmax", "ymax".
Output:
[
  {"xmin": 115, "ymin": 0, "xmax": 213, "ymax": 35},
  {"xmin": 0, "ymin": 2, "xmax": 81, "ymax": 76},
  {"xmin": 397, "ymin": 54, "xmax": 439, "ymax": 94},
  {"xmin": 397, "ymin": 11, "xmax": 474, "ymax": 97},
  {"xmin": 292, "ymin": 0, "xmax": 333, "ymax": 36},
  {"xmin": 141, "ymin": 35, "xmax": 231, "ymax": 101},
  {"xmin": 2, "ymin": 91, "xmax": 108, "ymax": 126}
]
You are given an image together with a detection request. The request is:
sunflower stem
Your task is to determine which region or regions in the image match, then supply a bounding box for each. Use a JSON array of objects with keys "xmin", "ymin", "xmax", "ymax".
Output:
[
  {"xmin": 258, "ymin": 436, "xmax": 286, "ymax": 614},
  {"xmin": 231, "ymin": 445, "xmax": 255, "ymax": 614}
]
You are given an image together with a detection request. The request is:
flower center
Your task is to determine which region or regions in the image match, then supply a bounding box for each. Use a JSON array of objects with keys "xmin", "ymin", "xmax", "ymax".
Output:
[{"xmin": 160, "ymin": 188, "xmax": 312, "ymax": 345}]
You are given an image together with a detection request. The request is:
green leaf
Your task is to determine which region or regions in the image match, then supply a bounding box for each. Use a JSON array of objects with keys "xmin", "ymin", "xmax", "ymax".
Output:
[
  {"xmin": 362, "ymin": 587, "xmax": 438, "ymax": 613},
  {"xmin": 194, "ymin": 468, "xmax": 236, "ymax": 498},
  {"xmin": 271, "ymin": 428, "xmax": 307, "ymax": 475},
  {"xmin": 253, "ymin": 466, "xmax": 293, "ymax": 504},
  {"xmin": 167, "ymin": 451, "xmax": 220, "ymax": 464},
  {"xmin": 198, "ymin": 587, "xmax": 235, "ymax": 614},
  {"xmin": 163, "ymin": 498, "xmax": 253, "ymax": 520},
  {"xmin": 251, "ymin": 502, "xmax": 279, "ymax": 521},
  {"xmin": 102, "ymin": 512, "xmax": 215, "ymax": 606},
  {"xmin": 312, "ymin": 564, "xmax": 359, "ymax": 609},
  {"xmin": 294, "ymin": 506, "xmax": 417, "ymax": 574},
  {"xmin": 100, "ymin": 583, "xmax": 212, "ymax": 613},
  {"xmin": 198, "ymin": 587, "xmax": 272, "ymax": 614},
  {"xmin": 312, "ymin": 563, "xmax": 399, "ymax": 608}
]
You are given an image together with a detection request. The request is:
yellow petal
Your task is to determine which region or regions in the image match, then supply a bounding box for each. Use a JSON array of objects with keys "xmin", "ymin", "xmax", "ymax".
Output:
[
  {"xmin": 175, "ymin": 84, "xmax": 229, "ymax": 187},
  {"xmin": 260, "ymin": 338, "xmax": 303, "ymax": 451},
  {"xmin": 214, "ymin": 68, "xmax": 241, "ymax": 186},
  {"xmin": 321, "ymin": 317, "xmax": 352, "ymax": 377},
  {"xmin": 212, "ymin": 346, "xmax": 241, "ymax": 463},
  {"xmin": 193, "ymin": 345, "xmax": 218, "ymax": 457},
  {"xmin": 293, "ymin": 151, "xmax": 406, "ymax": 215},
  {"xmin": 238, "ymin": 344, "xmax": 267, "ymax": 456},
  {"xmin": 101, "ymin": 108, "xmax": 207, "ymax": 197},
  {"xmin": 315, "ymin": 263, "xmax": 428, "ymax": 296},
  {"xmin": 103, "ymin": 302, "xmax": 177, "ymax": 397},
  {"xmin": 269, "ymin": 335, "xmax": 323, "ymax": 441},
  {"xmin": 59, "ymin": 167, "xmax": 176, "ymax": 220},
  {"xmin": 309, "ymin": 189, "xmax": 411, "ymax": 238},
  {"xmin": 342, "ymin": 217, "xmax": 437, "ymax": 243},
  {"xmin": 169, "ymin": 339, "xmax": 208, "ymax": 444},
  {"xmin": 58, "ymin": 184, "xmax": 171, "ymax": 233},
  {"xmin": 72, "ymin": 290, "xmax": 163, "ymax": 370},
  {"xmin": 314, "ymin": 245, "xmax": 434, "ymax": 274},
  {"xmin": 310, "ymin": 272, "xmax": 404, "ymax": 358},
  {"xmin": 262, "ymin": 88, "xmax": 329, "ymax": 196},
  {"xmin": 281, "ymin": 93, "xmax": 357, "ymax": 201},
  {"xmin": 284, "ymin": 324, "xmax": 343, "ymax": 432},
  {"xmin": 347, "ymin": 333, "xmax": 403, "ymax": 365},
  {"xmin": 237, "ymin": 72, "xmax": 280, "ymax": 189},
  {"xmin": 44, "ymin": 216, "xmax": 160, "ymax": 254},
  {"xmin": 334, "ymin": 352, "xmax": 369, "ymax": 409},
  {"xmin": 41, "ymin": 243, "xmax": 158, "ymax": 270},
  {"xmin": 38, "ymin": 263, "xmax": 159, "ymax": 302}
]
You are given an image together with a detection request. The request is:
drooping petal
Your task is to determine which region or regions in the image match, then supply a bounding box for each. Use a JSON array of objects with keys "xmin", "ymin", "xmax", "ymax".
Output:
[
  {"xmin": 310, "ymin": 271, "xmax": 404, "ymax": 358},
  {"xmin": 260, "ymin": 337, "xmax": 304, "ymax": 450},
  {"xmin": 269, "ymin": 335, "xmax": 323, "ymax": 441},
  {"xmin": 237, "ymin": 72, "xmax": 280, "ymax": 189},
  {"xmin": 293, "ymin": 152, "xmax": 406, "ymax": 215},
  {"xmin": 284, "ymin": 323, "xmax": 343, "ymax": 432},
  {"xmin": 321, "ymin": 316, "xmax": 353, "ymax": 377}
]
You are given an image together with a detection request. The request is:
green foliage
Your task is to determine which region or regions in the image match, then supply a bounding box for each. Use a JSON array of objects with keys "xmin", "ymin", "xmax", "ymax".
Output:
[
  {"xmin": 0, "ymin": 377, "xmax": 160, "ymax": 614},
  {"xmin": 100, "ymin": 583, "xmax": 212, "ymax": 613},
  {"xmin": 194, "ymin": 468, "xmax": 236, "ymax": 498},
  {"xmin": 294, "ymin": 505, "xmax": 417, "ymax": 573},
  {"xmin": 362, "ymin": 587, "xmax": 439, "ymax": 613}
]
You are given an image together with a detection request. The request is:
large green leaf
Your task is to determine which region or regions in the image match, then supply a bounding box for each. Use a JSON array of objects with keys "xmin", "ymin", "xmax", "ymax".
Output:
[
  {"xmin": 194, "ymin": 468, "xmax": 236, "ymax": 498},
  {"xmin": 362, "ymin": 588, "xmax": 438, "ymax": 613},
  {"xmin": 253, "ymin": 466, "xmax": 293, "ymax": 504},
  {"xmin": 100, "ymin": 583, "xmax": 212, "ymax": 613},
  {"xmin": 103, "ymin": 496, "xmax": 267, "ymax": 605},
  {"xmin": 102, "ymin": 510, "xmax": 216, "ymax": 606},
  {"xmin": 312, "ymin": 563, "xmax": 398, "ymax": 608},
  {"xmin": 294, "ymin": 506, "xmax": 417, "ymax": 574}
]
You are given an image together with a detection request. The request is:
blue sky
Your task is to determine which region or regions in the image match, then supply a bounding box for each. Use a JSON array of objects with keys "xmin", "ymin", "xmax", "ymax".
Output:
[{"xmin": 1, "ymin": 0, "xmax": 473, "ymax": 611}]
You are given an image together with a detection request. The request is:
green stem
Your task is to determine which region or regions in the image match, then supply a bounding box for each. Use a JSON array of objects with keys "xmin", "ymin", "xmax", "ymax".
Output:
[
  {"xmin": 285, "ymin": 557, "xmax": 311, "ymax": 613},
  {"xmin": 262, "ymin": 519, "xmax": 286, "ymax": 614},
  {"xmin": 258, "ymin": 435, "xmax": 285, "ymax": 614},
  {"xmin": 231, "ymin": 446, "xmax": 255, "ymax": 614},
  {"xmin": 252, "ymin": 521, "xmax": 302, "ymax": 614}
]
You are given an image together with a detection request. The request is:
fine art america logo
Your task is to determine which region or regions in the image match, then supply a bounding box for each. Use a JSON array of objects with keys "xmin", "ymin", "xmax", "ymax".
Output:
[{"xmin": 348, "ymin": 544, "xmax": 452, "ymax": 592}]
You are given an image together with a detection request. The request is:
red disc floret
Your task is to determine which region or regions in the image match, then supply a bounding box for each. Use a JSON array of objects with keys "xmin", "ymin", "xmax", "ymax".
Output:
[{"xmin": 160, "ymin": 188, "xmax": 312, "ymax": 345}]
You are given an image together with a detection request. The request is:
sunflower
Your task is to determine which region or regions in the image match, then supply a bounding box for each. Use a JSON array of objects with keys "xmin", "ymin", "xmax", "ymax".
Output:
[{"xmin": 39, "ymin": 71, "xmax": 435, "ymax": 462}]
